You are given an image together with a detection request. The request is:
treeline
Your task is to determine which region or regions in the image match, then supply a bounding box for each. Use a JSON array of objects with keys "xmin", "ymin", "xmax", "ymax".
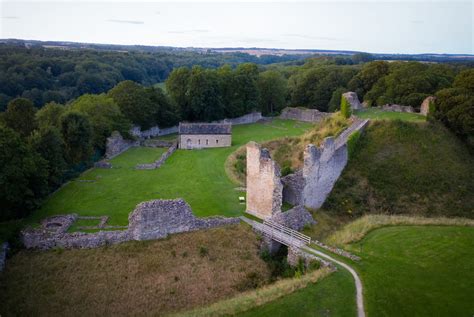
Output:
[{"xmin": 0, "ymin": 44, "xmax": 305, "ymax": 111}]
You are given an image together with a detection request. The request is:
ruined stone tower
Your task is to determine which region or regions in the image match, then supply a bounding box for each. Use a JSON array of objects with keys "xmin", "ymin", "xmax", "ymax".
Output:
[{"xmin": 246, "ymin": 141, "xmax": 283, "ymax": 219}]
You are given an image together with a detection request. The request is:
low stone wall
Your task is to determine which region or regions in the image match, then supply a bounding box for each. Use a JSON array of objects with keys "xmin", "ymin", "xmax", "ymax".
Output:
[
  {"xmin": 280, "ymin": 107, "xmax": 329, "ymax": 123},
  {"xmin": 379, "ymin": 104, "xmax": 415, "ymax": 113},
  {"xmin": 105, "ymin": 131, "xmax": 139, "ymax": 159},
  {"xmin": 271, "ymin": 205, "xmax": 316, "ymax": 231},
  {"xmin": 0, "ymin": 242, "xmax": 8, "ymax": 272},
  {"xmin": 312, "ymin": 240, "xmax": 361, "ymax": 261},
  {"xmin": 142, "ymin": 139, "xmax": 174, "ymax": 148},
  {"xmin": 136, "ymin": 142, "xmax": 178, "ymax": 170},
  {"xmin": 213, "ymin": 112, "xmax": 263, "ymax": 125},
  {"xmin": 287, "ymin": 246, "xmax": 334, "ymax": 268},
  {"xmin": 22, "ymin": 199, "xmax": 239, "ymax": 250}
]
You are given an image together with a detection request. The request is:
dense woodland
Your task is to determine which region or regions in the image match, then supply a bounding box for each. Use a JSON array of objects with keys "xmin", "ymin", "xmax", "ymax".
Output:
[{"xmin": 0, "ymin": 44, "xmax": 473, "ymax": 221}]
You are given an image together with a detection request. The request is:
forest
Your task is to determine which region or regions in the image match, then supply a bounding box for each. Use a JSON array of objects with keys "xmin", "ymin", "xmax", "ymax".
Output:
[{"xmin": 0, "ymin": 44, "xmax": 473, "ymax": 221}]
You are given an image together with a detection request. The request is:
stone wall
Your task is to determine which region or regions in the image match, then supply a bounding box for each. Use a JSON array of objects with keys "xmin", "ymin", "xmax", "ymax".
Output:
[
  {"xmin": 130, "ymin": 125, "xmax": 179, "ymax": 139},
  {"xmin": 279, "ymin": 107, "xmax": 329, "ymax": 122},
  {"xmin": 380, "ymin": 104, "xmax": 415, "ymax": 113},
  {"xmin": 105, "ymin": 131, "xmax": 139, "ymax": 159},
  {"xmin": 213, "ymin": 111, "xmax": 263, "ymax": 125},
  {"xmin": 342, "ymin": 92, "xmax": 363, "ymax": 110},
  {"xmin": 420, "ymin": 96, "xmax": 435, "ymax": 116},
  {"xmin": 178, "ymin": 134, "xmax": 232, "ymax": 149},
  {"xmin": 270, "ymin": 205, "xmax": 316, "ymax": 231},
  {"xmin": 287, "ymin": 246, "xmax": 333, "ymax": 268},
  {"xmin": 22, "ymin": 199, "xmax": 239, "ymax": 250},
  {"xmin": 128, "ymin": 199, "xmax": 239, "ymax": 241},
  {"xmin": 136, "ymin": 142, "xmax": 178, "ymax": 170},
  {"xmin": 281, "ymin": 119, "xmax": 369, "ymax": 210},
  {"xmin": 246, "ymin": 142, "xmax": 283, "ymax": 219}
]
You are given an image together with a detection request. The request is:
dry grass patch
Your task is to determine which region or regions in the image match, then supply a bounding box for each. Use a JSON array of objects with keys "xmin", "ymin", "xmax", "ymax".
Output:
[
  {"xmin": 326, "ymin": 214, "xmax": 474, "ymax": 247},
  {"xmin": 0, "ymin": 224, "xmax": 271, "ymax": 317},
  {"xmin": 174, "ymin": 267, "xmax": 333, "ymax": 317}
]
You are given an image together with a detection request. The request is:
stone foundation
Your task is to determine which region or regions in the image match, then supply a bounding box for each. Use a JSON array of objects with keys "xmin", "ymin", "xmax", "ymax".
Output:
[{"xmin": 136, "ymin": 142, "xmax": 178, "ymax": 170}]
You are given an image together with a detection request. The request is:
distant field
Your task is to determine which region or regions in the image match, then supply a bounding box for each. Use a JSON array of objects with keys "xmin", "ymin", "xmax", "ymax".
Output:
[
  {"xmin": 355, "ymin": 108, "xmax": 426, "ymax": 122},
  {"xmin": 34, "ymin": 119, "xmax": 313, "ymax": 225}
]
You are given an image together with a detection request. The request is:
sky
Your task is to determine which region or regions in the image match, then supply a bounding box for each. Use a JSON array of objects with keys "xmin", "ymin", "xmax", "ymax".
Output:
[{"xmin": 0, "ymin": 0, "xmax": 472, "ymax": 54}]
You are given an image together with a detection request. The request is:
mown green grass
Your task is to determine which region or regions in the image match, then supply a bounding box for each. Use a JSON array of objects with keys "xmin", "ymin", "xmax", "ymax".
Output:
[
  {"xmin": 238, "ymin": 269, "xmax": 356, "ymax": 317},
  {"xmin": 33, "ymin": 120, "xmax": 312, "ymax": 225},
  {"xmin": 355, "ymin": 108, "xmax": 426, "ymax": 122},
  {"xmin": 349, "ymin": 226, "xmax": 474, "ymax": 317}
]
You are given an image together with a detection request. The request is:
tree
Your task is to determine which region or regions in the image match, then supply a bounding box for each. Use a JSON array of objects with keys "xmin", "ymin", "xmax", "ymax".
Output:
[
  {"xmin": 36, "ymin": 102, "xmax": 66, "ymax": 130},
  {"xmin": 257, "ymin": 70, "xmax": 287, "ymax": 115},
  {"xmin": 69, "ymin": 94, "xmax": 130, "ymax": 150},
  {"xmin": 3, "ymin": 98, "xmax": 37, "ymax": 137},
  {"xmin": 348, "ymin": 61, "xmax": 390, "ymax": 99},
  {"xmin": 0, "ymin": 125, "xmax": 48, "ymax": 220},
  {"xmin": 29, "ymin": 127, "xmax": 66, "ymax": 189},
  {"xmin": 187, "ymin": 66, "xmax": 224, "ymax": 121},
  {"xmin": 232, "ymin": 63, "xmax": 259, "ymax": 115},
  {"xmin": 166, "ymin": 67, "xmax": 192, "ymax": 120},
  {"xmin": 60, "ymin": 111, "xmax": 93, "ymax": 164}
]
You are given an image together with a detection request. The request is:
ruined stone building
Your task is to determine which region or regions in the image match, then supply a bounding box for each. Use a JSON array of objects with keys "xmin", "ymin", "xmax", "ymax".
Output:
[{"xmin": 178, "ymin": 123, "xmax": 232, "ymax": 149}]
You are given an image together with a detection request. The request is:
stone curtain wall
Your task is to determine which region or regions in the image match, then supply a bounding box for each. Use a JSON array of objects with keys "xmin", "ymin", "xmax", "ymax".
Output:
[
  {"xmin": 379, "ymin": 104, "xmax": 415, "ymax": 113},
  {"xmin": 22, "ymin": 199, "xmax": 239, "ymax": 250},
  {"xmin": 136, "ymin": 141, "xmax": 178, "ymax": 170},
  {"xmin": 246, "ymin": 141, "xmax": 283, "ymax": 219},
  {"xmin": 279, "ymin": 107, "xmax": 329, "ymax": 122},
  {"xmin": 213, "ymin": 112, "xmax": 263, "ymax": 125},
  {"xmin": 130, "ymin": 125, "xmax": 179, "ymax": 139},
  {"xmin": 342, "ymin": 92, "xmax": 363, "ymax": 110},
  {"xmin": 281, "ymin": 119, "xmax": 369, "ymax": 210},
  {"xmin": 105, "ymin": 131, "xmax": 139, "ymax": 159}
]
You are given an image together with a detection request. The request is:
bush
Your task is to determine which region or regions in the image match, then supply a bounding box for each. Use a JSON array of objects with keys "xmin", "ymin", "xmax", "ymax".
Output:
[
  {"xmin": 340, "ymin": 96, "xmax": 352, "ymax": 118},
  {"xmin": 347, "ymin": 131, "xmax": 362, "ymax": 158}
]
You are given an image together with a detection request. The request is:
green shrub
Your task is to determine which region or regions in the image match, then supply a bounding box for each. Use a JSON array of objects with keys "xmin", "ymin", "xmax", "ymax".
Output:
[
  {"xmin": 340, "ymin": 96, "xmax": 352, "ymax": 118},
  {"xmin": 199, "ymin": 246, "xmax": 209, "ymax": 257},
  {"xmin": 347, "ymin": 131, "xmax": 361, "ymax": 158}
]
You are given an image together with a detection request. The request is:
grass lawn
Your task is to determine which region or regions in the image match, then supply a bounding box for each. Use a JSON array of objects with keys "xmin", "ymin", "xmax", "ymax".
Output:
[
  {"xmin": 34, "ymin": 119, "xmax": 312, "ymax": 226},
  {"xmin": 348, "ymin": 226, "xmax": 474, "ymax": 316},
  {"xmin": 355, "ymin": 108, "xmax": 426, "ymax": 122},
  {"xmin": 238, "ymin": 269, "xmax": 356, "ymax": 317}
]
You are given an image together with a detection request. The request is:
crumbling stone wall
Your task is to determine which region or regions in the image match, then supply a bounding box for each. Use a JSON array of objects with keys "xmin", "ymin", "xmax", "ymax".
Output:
[
  {"xmin": 105, "ymin": 131, "xmax": 139, "ymax": 159},
  {"xmin": 342, "ymin": 92, "xmax": 363, "ymax": 110},
  {"xmin": 279, "ymin": 107, "xmax": 329, "ymax": 122},
  {"xmin": 246, "ymin": 141, "xmax": 283, "ymax": 219},
  {"xmin": 287, "ymin": 246, "xmax": 333, "ymax": 268},
  {"xmin": 271, "ymin": 205, "xmax": 316, "ymax": 231},
  {"xmin": 282, "ymin": 170, "xmax": 304, "ymax": 206},
  {"xmin": 420, "ymin": 96, "xmax": 435, "ymax": 116},
  {"xmin": 130, "ymin": 125, "xmax": 178, "ymax": 139},
  {"xmin": 214, "ymin": 111, "xmax": 263, "ymax": 125},
  {"xmin": 380, "ymin": 104, "xmax": 414, "ymax": 113},
  {"xmin": 22, "ymin": 199, "xmax": 239, "ymax": 250}
]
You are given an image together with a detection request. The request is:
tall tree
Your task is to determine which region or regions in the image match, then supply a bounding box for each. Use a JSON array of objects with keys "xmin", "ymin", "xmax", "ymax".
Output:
[
  {"xmin": 0, "ymin": 125, "xmax": 48, "ymax": 220},
  {"xmin": 257, "ymin": 70, "xmax": 287, "ymax": 115},
  {"xmin": 60, "ymin": 111, "xmax": 93, "ymax": 164},
  {"xmin": 3, "ymin": 98, "xmax": 37, "ymax": 137},
  {"xmin": 36, "ymin": 102, "xmax": 66, "ymax": 130},
  {"xmin": 166, "ymin": 67, "xmax": 192, "ymax": 120}
]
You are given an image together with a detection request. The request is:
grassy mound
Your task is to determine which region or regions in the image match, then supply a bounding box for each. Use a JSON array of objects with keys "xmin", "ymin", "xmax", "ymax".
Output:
[
  {"xmin": 0, "ymin": 224, "xmax": 272, "ymax": 316},
  {"xmin": 355, "ymin": 108, "xmax": 426, "ymax": 122},
  {"xmin": 323, "ymin": 120, "xmax": 474, "ymax": 219}
]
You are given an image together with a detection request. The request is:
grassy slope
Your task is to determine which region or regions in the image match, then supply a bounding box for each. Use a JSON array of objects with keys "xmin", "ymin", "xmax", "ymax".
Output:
[
  {"xmin": 0, "ymin": 224, "xmax": 272, "ymax": 317},
  {"xmin": 349, "ymin": 226, "xmax": 474, "ymax": 317},
  {"xmin": 323, "ymin": 120, "xmax": 474, "ymax": 220},
  {"xmin": 355, "ymin": 108, "xmax": 426, "ymax": 122},
  {"xmin": 34, "ymin": 119, "xmax": 312, "ymax": 225},
  {"xmin": 238, "ymin": 269, "xmax": 356, "ymax": 317}
]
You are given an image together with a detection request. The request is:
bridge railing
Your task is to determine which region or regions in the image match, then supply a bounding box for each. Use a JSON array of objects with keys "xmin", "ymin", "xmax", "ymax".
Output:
[{"xmin": 263, "ymin": 220, "xmax": 311, "ymax": 246}]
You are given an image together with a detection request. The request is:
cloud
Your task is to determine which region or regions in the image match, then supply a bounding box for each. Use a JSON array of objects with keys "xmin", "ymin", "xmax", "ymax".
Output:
[
  {"xmin": 168, "ymin": 29, "xmax": 210, "ymax": 34},
  {"xmin": 411, "ymin": 20, "xmax": 424, "ymax": 24},
  {"xmin": 283, "ymin": 34, "xmax": 343, "ymax": 41},
  {"xmin": 1, "ymin": 16, "xmax": 20, "ymax": 19},
  {"xmin": 107, "ymin": 19, "xmax": 144, "ymax": 25}
]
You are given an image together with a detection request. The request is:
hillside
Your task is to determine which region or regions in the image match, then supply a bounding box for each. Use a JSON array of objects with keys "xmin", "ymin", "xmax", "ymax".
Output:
[{"xmin": 323, "ymin": 120, "xmax": 474, "ymax": 219}]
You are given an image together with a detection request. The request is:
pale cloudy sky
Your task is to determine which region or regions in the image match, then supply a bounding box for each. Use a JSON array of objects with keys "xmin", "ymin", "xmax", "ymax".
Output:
[{"xmin": 0, "ymin": 0, "xmax": 472, "ymax": 54}]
